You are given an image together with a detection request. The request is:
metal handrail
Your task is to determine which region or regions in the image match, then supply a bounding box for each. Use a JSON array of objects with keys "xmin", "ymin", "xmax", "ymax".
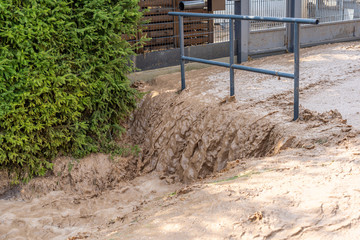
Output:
[
  {"xmin": 169, "ymin": 12, "xmax": 319, "ymax": 24},
  {"xmin": 168, "ymin": 12, "xmax": 319, "ymax": 120}
]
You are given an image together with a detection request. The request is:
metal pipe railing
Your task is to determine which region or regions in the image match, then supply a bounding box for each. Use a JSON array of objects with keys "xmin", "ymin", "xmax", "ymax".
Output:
[
  {"xmin": 179, "ymin": 16, "xmax": 185, "ymax": 90},
  {"xmin": 168, "ymin": 12, "xmax": 319, "ymax": 121},
  {"xmin": 294, "ymin": 22, "xmax": 300, "ymax": 120},
  {"xmin": 229, "ymin": 19, "xmax": 235, "ymax": 96},
  {"xmin": 169, "ymin": 12, "xmax": 319, "ymax": 24},
  {"xmin": 179, "ymin": 1, "xmax": 206, "ymax": 10}
]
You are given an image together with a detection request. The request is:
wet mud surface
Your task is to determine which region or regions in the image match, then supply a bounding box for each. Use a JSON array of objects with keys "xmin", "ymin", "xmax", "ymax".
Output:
[
  {"xmin": 1, "ymin": 41, "xmax": 360, "ymax": 239},
  {"xmin": 130, "ymin": 88, "xmax": 352, "ymax": 183}
]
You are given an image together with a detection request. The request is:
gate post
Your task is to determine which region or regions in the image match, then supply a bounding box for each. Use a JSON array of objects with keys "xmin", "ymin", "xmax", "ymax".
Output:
[
  {"xmin": 234, "ymin": 0, "xmax": 249, "ymax": 63},
  {"xmin": 286, "ymin": 0, "xmax": 301, "ymax": 53}
]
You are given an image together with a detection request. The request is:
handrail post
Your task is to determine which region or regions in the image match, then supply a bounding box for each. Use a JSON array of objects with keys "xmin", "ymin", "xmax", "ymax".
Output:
[
  {"xmin": 286, "ymin": 0, "xmax": 301, "ymax": 53},
  {"xmin": 229, "ymin": 19, "xmax": 235, "ymax": 96},
  {"xmin": 234, "ymin": 0, "xmax": 249, "ymax": 63},
  {"xmin": 179, "ymin": 16, "xmax": 186, "ymax": 90},
  {"xmin": 294, "ymin": 22, "xmax": 300, "ymax": 120}
]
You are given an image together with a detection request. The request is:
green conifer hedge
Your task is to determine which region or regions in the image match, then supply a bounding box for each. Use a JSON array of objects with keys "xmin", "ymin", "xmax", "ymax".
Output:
[{"xmin": 0, "ymin": 0, "xmax": 144, "ymax": 181}]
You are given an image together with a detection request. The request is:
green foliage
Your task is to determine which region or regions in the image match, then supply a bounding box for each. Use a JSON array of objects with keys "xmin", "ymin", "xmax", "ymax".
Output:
[{"xmin": 0, "ymin": 0, "xmax": 145, "ymax": 181}]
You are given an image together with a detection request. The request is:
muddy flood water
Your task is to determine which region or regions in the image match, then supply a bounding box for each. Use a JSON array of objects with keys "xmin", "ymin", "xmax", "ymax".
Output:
[{"xmin": 1, "ymin": 41, "xmax": 360, "ymax": 240}]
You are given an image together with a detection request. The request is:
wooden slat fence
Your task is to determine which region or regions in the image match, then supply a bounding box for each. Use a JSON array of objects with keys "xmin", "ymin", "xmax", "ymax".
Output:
[{"xmin": 135, "ymin": 0, "xmax": 214, "ymax": 52}]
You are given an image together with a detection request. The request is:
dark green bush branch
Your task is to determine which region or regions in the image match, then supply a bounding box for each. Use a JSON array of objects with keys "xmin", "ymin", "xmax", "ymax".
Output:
[{"xmin": 0, "ymin": 0, "xmax": 145, "ymax": 181}]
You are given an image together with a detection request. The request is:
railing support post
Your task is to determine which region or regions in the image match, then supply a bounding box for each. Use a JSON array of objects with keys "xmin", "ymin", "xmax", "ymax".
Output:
[
  {"xmin": 286, "ymin": 0, "xmax": 301, "ymax": 53},
  {"xmin": 234, "ymin": 0, "xmax": 249, "ymax": 64},
  {"xmin": 293, "ymin": 23, "xmax": 300, "ymax": 121},
  {"xmin": 229, "ymin": 19, "xmax": 235, "ymax": 96},
  {"xmin": 179, "ymin": 16, "xmax": 186, "ymax": 90}
]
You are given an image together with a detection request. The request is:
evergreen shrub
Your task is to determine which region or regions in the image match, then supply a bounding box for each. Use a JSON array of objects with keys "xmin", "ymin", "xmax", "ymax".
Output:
[{"xmin": 0, "ymin": 0, "xmax": 144, "ymax": 181}]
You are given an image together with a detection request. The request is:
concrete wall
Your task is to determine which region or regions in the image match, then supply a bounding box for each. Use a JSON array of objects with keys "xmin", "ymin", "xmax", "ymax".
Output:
[
  {"xmin": 301, "ymin": 19, "xmax": 360, "ymax": 46},
  {"xmin": 248, "ymin": 28, "xmax": 287, "ymax": 55},
  {"xmin": 133, "ymin": 19, "xmax": 360, "ymax": 71},
  {"xmin": 132, "ymin": 42, "xmax": 231, "ymax": 71}
]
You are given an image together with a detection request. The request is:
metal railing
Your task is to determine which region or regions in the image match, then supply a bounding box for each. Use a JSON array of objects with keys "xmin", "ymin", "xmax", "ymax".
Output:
[{"xmin": 168, "ymin": 12, "xmax": 319, "ymax": 120}]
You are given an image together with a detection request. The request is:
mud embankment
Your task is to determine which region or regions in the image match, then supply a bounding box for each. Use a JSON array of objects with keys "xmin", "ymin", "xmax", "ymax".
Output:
[
  {"xmin": 1, "ymin": 85, "xmax": 352, "ymax": 198},
  {"xmin": 0, "ymin": 154, "xmax": 137, "ymax": 200},
  {"xmin": 130, "ymin": 89, "xmax": 352, "ymax": 183}
]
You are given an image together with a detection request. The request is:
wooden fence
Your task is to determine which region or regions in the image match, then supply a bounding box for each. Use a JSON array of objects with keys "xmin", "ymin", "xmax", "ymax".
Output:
[{"xmin": 136, "ymin": 0, "xmax": 214, "ymax": 52}]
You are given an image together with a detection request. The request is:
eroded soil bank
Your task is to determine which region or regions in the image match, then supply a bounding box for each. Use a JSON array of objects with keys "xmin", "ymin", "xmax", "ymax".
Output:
[
  {"xmin": 1, "ymin": 41, "xmax": 360, "ymax": 240},
  {"xmin": 130, "ymin": 89, "xmax": 352, "ymax": 183}
]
